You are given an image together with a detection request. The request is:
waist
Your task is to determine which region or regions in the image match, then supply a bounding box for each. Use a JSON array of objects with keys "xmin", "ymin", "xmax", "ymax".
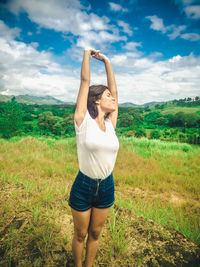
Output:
[{"xmin": 78, "ymin": 170, "xmax": 113, "ymax": 184}]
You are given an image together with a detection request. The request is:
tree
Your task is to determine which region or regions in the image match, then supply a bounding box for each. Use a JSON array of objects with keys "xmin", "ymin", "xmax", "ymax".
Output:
[
  {"xmin": 155, "ymin": 117, "xmax": 166, "ymax": 125},
  {"xmin": 37, "ymin": 111, "xmax": 58, "ymax": 134},
  {"xmin": 168, "ymin": 112, "xmax": 185, "ymax": 127},
  {"xmin": 185, "ymin": 113, "xmax": 200, "ymax": 127},
  {"xmin": 150, "ymin": 129, "xmax": 161, "ymax": 139},
  {"xmin": 144, "ymin": 111, "xmax": 162, "ymax": 123},
  {"xmin": 118, "ymin": 113, "xmax": 133, "ymax": 127},
  {"xmin": 0, "ymin": 97, "xmax": 24, "ymax": 138},
  {"xmin": 135, "ymin": 128, "xmax": 146, "ymax": 138},
  {"xmin": 60, "ymin": 113, "xmax": 74, "ymax": 135}
]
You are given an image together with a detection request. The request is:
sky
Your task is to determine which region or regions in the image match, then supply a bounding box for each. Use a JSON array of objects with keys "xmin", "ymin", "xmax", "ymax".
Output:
[{"xmin": 0, "ymin": 0, "xmax": 200, "ymax": 105}]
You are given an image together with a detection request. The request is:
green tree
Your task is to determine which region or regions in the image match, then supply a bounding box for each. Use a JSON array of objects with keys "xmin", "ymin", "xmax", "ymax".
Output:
[
  {"xmin": 0, "ymin": 97, "xmax": 24, "ymax": 138},
  {"xmin": 169, "ymin": 112, "xmax": 185, "ymax": 127},
  {"xmin": 60, "ymin": 113, "xmax": 74, "ymax": 135},
  {"xmin": 37, "ymin": 111, "xmax": 58, "ymax": 134},
  {"xmin": 185, "ymin": 113, "xmax": 200, "ymax": 127},
  {"xmin": 144, "ymin": 111, "xmax": 162, "ymax": 123},
  {"xmin": 135, "ymin": 128, "xmax": 146, "ymax": 138},
  {"xmin": 155, "ymin": 117, "xmax": 166, "ymax": 125},
  {"xmin": 150, "ymin": 129, "xmax": 161, "ymax": 139},
  {"xmin": 118, "ymin": 113, "xmax": 133, "ymax": 127}
]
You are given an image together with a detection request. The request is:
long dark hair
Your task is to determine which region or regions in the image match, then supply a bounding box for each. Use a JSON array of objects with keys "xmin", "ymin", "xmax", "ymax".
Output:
[{"xmin": 87, "ymin": 85, "xmax": 109, "ymax": 119}]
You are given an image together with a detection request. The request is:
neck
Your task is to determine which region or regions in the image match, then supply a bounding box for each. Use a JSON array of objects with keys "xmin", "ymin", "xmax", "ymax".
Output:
[{"xmin": 96, "ymin": 109, "xmax": 105, "ymax": 122}]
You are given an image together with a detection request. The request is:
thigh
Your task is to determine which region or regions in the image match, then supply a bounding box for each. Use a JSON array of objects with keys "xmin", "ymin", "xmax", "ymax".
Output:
[
  {"xmin": 89, "ymin": 207, "xmax": 111, "ymax": 232},
  {"xmin": 71, "ymin": 207, "xmax": 92, "ymax": 234}
]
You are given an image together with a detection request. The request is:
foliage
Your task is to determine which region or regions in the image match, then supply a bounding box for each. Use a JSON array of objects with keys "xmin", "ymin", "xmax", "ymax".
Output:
[
  {"xmin": 144, "ymin": 111, "xmax": 162, "ymax": 124},
  {"xmin": 150, "ymin": 129, "xmax": 161, "ymax": 139},
  {"xmin": 0, "ymin": 97, "xmax": 24, "ymax": 138},
  {"xmin": 0, "ymin": 96, "xmax": 199, "ymax": 144},
  {"xmin": 169, "ymin": 112, "xmax": 200, "ymax": 128},
  {"xmin": 135, "ymin": 128, "xmax": 146, "ymax": 138},
  {"xmin": 118, "ymin": 113, "xmax": 133, "ymax": 127},
  {"xmin": 38, "ymin": 111, "xmax": 58, "ymax": 134}
]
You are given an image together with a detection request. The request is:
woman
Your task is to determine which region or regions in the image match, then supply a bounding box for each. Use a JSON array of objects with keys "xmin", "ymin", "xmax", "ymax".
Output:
[{"xmin": 68, "ymin": 48, "xmax": 119, "ymax": 267}]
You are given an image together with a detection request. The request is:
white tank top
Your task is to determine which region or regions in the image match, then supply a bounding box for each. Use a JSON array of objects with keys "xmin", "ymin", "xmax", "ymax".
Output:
[{"xmin": 74, "ymin": 110, "xmax": 119, "ymax": 179}]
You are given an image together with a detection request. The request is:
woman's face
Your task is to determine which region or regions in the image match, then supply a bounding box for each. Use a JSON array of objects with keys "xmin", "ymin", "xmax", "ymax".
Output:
[{"xmin": 97, "ymin": 89, "xmax": 116, "ymax": 113}]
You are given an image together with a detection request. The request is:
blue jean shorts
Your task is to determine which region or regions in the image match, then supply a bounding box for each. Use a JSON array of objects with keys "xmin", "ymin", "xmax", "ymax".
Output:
[{"xmin": 68, "ymin": 170, "xmax": 115, "ymax": 212}]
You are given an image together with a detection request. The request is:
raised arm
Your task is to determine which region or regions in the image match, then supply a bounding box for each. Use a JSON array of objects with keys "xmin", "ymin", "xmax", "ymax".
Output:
[
  {"xmin": 74, "ymin": 49, "xmax": 92, "ymax": 127},
  {"xmin": 104, "ymin": 58, "xmax": 118, "ymax": 129},
  {"xmin": 91, "ymin": 51, "xmax": 118, "ymax": 128}
]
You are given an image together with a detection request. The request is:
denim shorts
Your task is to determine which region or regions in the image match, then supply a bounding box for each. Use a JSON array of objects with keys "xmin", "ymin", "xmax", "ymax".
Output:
[{"xmin": 68, "ymin": 170, "xmax": 115, "ymax": 211}]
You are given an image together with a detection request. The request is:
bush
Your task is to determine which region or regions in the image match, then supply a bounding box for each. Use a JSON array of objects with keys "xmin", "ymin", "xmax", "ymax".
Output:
[
  {"xmin": 150, "ymin": 130, "xmax": 161, "ymax": 139},
  {"xmin": 135, "ymin": 128, "xmax": 146, "ymax": 138}
]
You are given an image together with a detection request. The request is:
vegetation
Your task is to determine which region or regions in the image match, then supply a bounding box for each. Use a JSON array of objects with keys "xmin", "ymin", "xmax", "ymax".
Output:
[
  {"xmin": 0, "ymin": 136, "xmax": 199, "ymax": 266},
  {"xmin": 0, "ymin": 96, "xmax": 200, "ymax": 145}
]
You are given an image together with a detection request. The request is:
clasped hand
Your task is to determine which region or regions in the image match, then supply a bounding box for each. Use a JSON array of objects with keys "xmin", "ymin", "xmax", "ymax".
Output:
[{"xmin": 84, "ymin": 47, "xmax": 110, "ymax": 62}]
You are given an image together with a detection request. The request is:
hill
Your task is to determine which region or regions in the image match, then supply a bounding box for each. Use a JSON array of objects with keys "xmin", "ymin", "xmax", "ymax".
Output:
[
  {"xmin": 0, "ymin": 94, "xmax": 73, "ymax": 105},
  {"xmin": 0, "ymin": 94, "xmax": 168, "ymax": 107}
]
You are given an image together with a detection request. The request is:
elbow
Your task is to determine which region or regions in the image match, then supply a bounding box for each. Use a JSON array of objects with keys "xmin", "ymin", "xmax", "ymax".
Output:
[{"xmin": 81, "ymin": 77, "xmax": 90, "ymax": 84}]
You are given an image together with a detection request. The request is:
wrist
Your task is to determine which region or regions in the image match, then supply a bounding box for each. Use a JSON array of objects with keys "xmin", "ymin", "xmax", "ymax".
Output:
[
  {"xmin": 84, "ymin": 47, "xmax": 96, "ymax": 55},
  {"xmin": 103, "ymin": 55, "xmax": 110, "ymax": 63}
]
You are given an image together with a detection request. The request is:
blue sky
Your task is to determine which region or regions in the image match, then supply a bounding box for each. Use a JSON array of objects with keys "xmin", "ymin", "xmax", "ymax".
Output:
[{"xmin": 0, "ymin": 0, "xmax": 200, "ymax": 104}]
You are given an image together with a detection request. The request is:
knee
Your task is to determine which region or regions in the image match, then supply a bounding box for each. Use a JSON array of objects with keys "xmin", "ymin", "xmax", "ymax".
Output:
[
  {"xmin": 75, "ymin": 230, "xmax": 87, "ymax": 243},
  {"xmin": 89, "ymin": 228, "xmax": 101, "ymax": 240}
]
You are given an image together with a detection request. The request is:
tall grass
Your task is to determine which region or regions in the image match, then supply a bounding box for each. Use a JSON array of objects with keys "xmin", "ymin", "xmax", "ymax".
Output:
[{"xmin": 0, "ymin": 135, "xmax": 200, "ymax": 266}]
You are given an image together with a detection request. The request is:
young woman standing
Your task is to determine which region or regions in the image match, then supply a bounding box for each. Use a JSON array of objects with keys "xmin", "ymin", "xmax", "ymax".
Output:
[{"xmin": 68, "ymin": 48, "xmax": 119, "ymax": 267}]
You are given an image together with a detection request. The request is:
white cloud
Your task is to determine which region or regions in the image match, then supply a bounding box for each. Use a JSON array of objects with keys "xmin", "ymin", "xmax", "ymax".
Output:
[
  {"xmin": 181, "ymin": 32, "xmax": 200, "ymax": 41},
  {"xmin": 174, "ymin": 0, "xmax": 200, "ymax": 19},
  {"xmin": 168, "ymin": 25, "xmax": 186, "ymax": 39},
  {"xmin": 0, "ymin": 20, "xmax": 199, "ymax": 105},
  {"xmin": 184, "ymin": 5, "xmax": 200, "ymax": 19},
  {"xmin": 30, "ymin": 42, "xmax": 39, "ymax": 48},
  {"xmin": 5, "ymin": 0, "xmax": 125, "ymax": 51},
  {"xmin": 169, "ymin": 55, "xmax": 182, "ymax": 63},
  {"xmin": 0, "ymin": 22, "xmax": 79, "ymax": 101},
  {"xmin": 146, "ymin": 16, "xmax": 167, "ymax": 33},
  {"xmin": 111, "ymin": 55, "xmax": 128, "ymax": 65},
  {"xmin": 0, "ymin": 20, "xmax": 21, "ymax": 40},
  {"xmin": 117, "ymin": 21, "xmax": 133, "ymax": 36},
  {"xmin": 123, "ymin": 41, "xmax": 142, "ymax": 50},
  {"xmin": 109, "ymin": 2, "xmax": 128, "ymax": 12},
  {"xmin": 146, "ymin": 15, "xmax": 199, "ymax": 42},
  {"xmin": 108, "ymin": 52, "xmax": 200, "ymax": 104}
]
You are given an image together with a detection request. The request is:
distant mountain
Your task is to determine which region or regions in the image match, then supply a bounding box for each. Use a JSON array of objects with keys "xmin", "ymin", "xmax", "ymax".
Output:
[
  {"xmin": 119, "ymin": 101, "xmax": 166, "ymax": 107},
  {"xmin": 118, "ymin": 102, "xmax": 138, "ymax": 107},
  {"xmin": 140, "ymin": 101, "xmax": 165, "ymax": 107},
  {"xmin": 0, "ymin": 94, "xmax": 167, "ymax": 107},
  {"xmin": 0, "ymin": 94, "xmax": 74, "ymax": 105}
]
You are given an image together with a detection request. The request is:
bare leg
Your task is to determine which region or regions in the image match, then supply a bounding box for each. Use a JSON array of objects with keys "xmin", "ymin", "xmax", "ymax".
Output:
[
  {"xmin": 84, "ymin": 207, "xmax": 111, "ymax": 267},
  {"xmin": 71, "ymin": 208, "xmax": 92, "ymax": 267}
]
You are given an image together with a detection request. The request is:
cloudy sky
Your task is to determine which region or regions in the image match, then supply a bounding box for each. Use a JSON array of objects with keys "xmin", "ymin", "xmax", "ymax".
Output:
[{"xmin": 0, "ymin": 0, "xmax": 200, "ymax": 105}]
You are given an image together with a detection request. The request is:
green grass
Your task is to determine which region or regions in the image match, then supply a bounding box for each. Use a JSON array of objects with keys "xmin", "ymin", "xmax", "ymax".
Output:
[
  {"xmin": 160, "ymin": 105, "xmax": 200, "ymax": 115},
  {"xmin": 0, "ymin": 135, "xmax": 200, "ymax": 266}
]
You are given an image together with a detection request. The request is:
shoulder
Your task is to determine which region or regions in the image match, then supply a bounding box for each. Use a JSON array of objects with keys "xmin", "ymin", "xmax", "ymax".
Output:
[
  {"xmin": 74, "ymin": 110, "xmax": 91, "ymax": 133},
  {"xmin": 105, "ymin": 117, "xmax": 115, "ymax": 131}
]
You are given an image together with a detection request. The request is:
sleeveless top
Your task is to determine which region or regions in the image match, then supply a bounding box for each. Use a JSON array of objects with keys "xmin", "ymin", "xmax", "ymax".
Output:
[{"xmin": 74, "ymin": 110, "xmax": 119, "ymax": 179}]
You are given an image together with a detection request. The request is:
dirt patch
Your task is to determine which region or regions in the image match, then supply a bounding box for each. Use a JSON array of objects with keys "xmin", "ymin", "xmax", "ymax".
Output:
[
  {"xmin": 169, "ymin": 192, "xmax": 185, "ymax": 205},
  {"xmin": 94, "ymin": 206, "xmax": 200, "ymax": 267}
]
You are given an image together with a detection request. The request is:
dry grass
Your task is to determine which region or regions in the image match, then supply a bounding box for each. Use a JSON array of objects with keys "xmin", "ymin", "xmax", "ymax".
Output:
[{"xmin": 0, "ymin": 136, "xmax": 200, "ymax": 266}]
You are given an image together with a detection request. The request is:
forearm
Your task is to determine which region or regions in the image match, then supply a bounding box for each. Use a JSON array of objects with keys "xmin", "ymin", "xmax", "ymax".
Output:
[
  {"xmin": 104, "ymin": 59, "xmax": 118, "ymax": 98},
  {"xmin": 81, "ymin": 50, "xmax": 91, "ymax": 83}
]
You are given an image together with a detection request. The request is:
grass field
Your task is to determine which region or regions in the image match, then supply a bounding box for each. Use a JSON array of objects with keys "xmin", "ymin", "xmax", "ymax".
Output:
[
  {"xmin": 160, "ymin": 105, "xmax": 200, "ymax": 115},
  {"xmin": 0, "ymin": 136, "xmax": 200, "ymax": 266}
]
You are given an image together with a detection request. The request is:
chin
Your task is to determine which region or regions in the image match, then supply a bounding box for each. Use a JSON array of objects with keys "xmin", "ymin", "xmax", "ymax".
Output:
[{"xmin": 109, "ymin": 106, "xmax": 115, "ymax": 112}]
